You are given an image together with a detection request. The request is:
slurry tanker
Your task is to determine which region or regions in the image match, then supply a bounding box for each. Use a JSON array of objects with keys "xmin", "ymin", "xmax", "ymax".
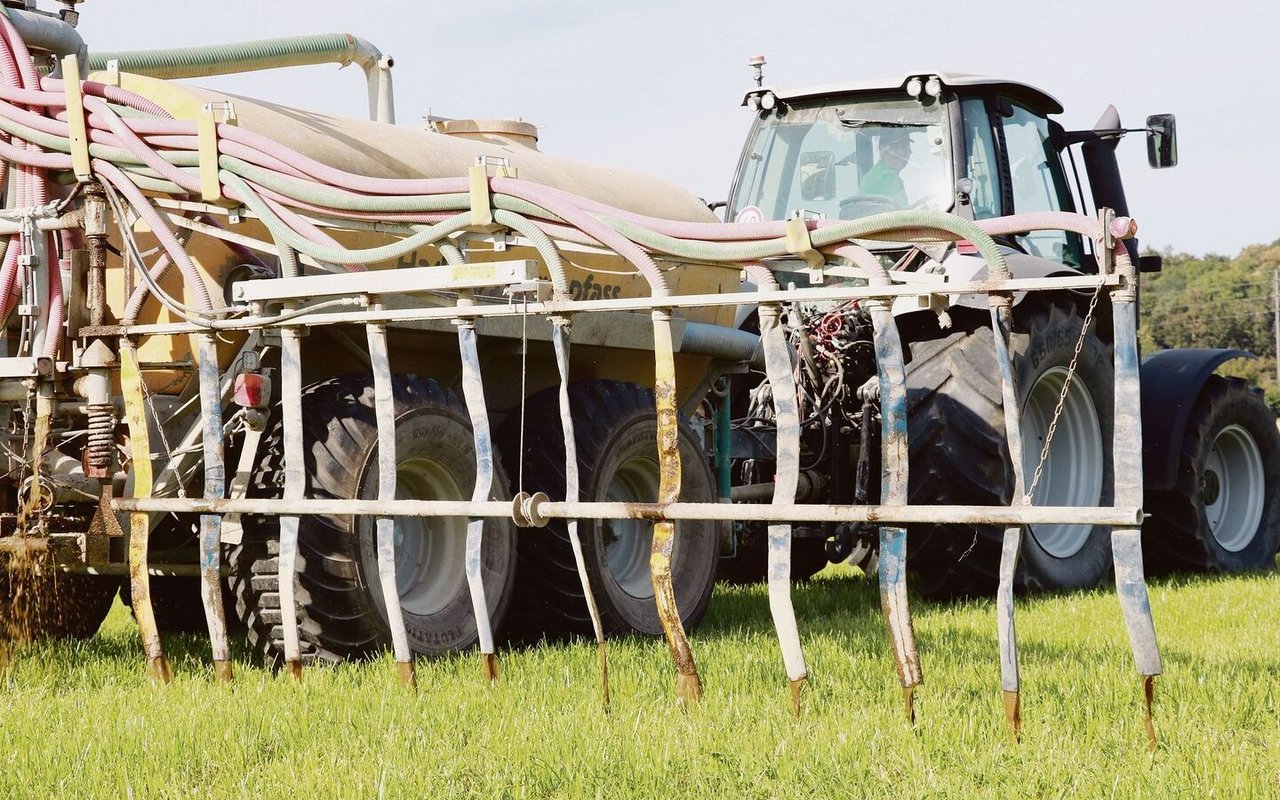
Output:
[{"xmin": 0, "ymin": 1, "xmax": 1273, "ymax": 744}]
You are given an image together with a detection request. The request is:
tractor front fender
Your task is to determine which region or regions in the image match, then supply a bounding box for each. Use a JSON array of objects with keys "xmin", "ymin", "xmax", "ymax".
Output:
[{"xmin": 1140, "ymin": 348, "xmax": 1254, "ymax": 492}]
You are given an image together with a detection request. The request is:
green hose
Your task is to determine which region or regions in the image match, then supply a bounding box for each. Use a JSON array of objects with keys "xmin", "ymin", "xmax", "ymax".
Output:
[
  {"xmin": 221, "ymin": 170, "xmax": 471, "ymax": 265},
  {"xmin": 88, "ymin": 34, "xmax": 376, "ymax": 80}
]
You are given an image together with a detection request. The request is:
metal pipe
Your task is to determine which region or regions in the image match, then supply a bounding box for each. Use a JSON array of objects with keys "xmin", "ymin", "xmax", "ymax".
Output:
[
  {"xmin": 729, "ymin": 472, "xmax": 825, "ymax": 503},
  {"xmin": 867, "ymin": 296, "xmax": 923, "ymax": 721},
  {"xmin": 120, "ymin": 340, "xmax": 172, "ymax": 685},
  {"xmin": 111, "ymin": 496, "xmax": 1145, "ymax": 528},
  {"xmin": 1106, "ymin": 220, "xmax": 1162, "ymax": 751},
  {"xmin": 35, "ymin": 451, "xmax": 99, "ymax": 502},
  {"xmin": 104, "ymin": 274, "xmax": 1120, "ymax": 338},
  {"xmin": 1, "ymin": 7, "xmax": 86, "ymax": 64},
  {"xmin": 278, "ymin": 324, "xmax": 305, "ymax": 681},
  {"xmin": 757, "ymin": 302, "xmax": 807, "ymax": 716},
  {"xmin": 87, "ymin": 34, "xmax": 393, "ymax": 123},
  {"xmin": 366, "ymin": 319, "xmax": 415, "ymax": 689},
  {"xmin": 989, "ymin": 297, "xmax": 1028, "ymax": 742},
  {"xmin": 457, "ymin": 319, "xmax": 500, "ymax": 684},
  {"xmin": 551, "ymin": 319, "xmax": 610, "ymax": 708},
  {"xmin": 197, "ymin": 333, "xmax": 232, "ymax": 682}
]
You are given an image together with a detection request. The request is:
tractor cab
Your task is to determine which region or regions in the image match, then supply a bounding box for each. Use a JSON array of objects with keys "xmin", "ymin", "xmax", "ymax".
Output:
[{"xmin": 730, "ymin": 71, "xmax": 1176, "ymax": 271}]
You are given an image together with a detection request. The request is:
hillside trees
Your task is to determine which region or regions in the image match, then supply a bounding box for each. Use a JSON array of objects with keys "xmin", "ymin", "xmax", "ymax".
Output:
[{"xmin": 1139, "ymin": 240, "xmax": 1280, "ymax": 404}]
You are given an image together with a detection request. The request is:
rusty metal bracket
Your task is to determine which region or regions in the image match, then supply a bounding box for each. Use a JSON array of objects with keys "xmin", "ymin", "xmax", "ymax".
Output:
[
  {"xmin": 650, "ymin": 308, "xmax": 702, "ymax": 706},
  {"xmin": 120, "ymin": 340, "xmax": 172, "ymax": 685}
]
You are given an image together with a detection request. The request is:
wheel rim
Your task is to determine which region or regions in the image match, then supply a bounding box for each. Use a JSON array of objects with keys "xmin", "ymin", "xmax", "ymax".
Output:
[
  {"xmin": 1203, "ymin": 424, "xmax": 1265, "ymax": 552},
  {"xmin": 602, "ymin": 455, "xmax": 658, "ymax": 600},
  {"xmin": 364, "ymin": 456, "xmax": 469, "ymax": 617},
  {"xmin": 1021, "ymin": 366, "xmax": 1105, "ymax": 559}
]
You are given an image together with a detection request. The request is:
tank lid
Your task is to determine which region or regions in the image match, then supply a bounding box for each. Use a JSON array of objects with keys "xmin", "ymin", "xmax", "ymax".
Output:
[{"xmin": 428, "ymin": 118, "xmax": 539, "ymax": 149}]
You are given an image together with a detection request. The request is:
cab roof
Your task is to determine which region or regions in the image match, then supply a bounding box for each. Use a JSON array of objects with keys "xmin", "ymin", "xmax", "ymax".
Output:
[{"xmin": 755, "ymin": 72, "xmax": 1064, "ymax": 115}]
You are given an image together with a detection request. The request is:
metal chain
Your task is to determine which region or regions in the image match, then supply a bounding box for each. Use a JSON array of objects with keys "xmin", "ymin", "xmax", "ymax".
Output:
[{"xmin": 1023, "ymin": 279, "xmax": 1106, "ymax": 505}]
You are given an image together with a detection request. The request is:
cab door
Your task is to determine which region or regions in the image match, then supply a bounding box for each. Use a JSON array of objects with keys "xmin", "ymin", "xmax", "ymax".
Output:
[{"xmin": 959, "ymin": 95, "xmax": 1084, "ymax": 268}]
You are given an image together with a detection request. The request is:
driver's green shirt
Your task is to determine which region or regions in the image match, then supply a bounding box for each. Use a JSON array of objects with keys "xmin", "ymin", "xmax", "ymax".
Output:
[{"xmin": 858, "ymin": 162, "xmax": 907, "ymax": 208}]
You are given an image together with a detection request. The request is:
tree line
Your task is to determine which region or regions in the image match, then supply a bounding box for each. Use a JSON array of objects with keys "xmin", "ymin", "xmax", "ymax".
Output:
[{"xmin": 1139, "ymin": 240, "xmax": 1280, "ymax": 405}]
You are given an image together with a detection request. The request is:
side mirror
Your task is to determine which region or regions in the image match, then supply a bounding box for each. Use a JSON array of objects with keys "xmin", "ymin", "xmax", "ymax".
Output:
[
  {"xmin": 798, "ymin": 150, "xmax": 836, "ymax": 201},
  {"xmin": 1146, "ymin": 114, "xmax": 1177, "ymax": 169}
]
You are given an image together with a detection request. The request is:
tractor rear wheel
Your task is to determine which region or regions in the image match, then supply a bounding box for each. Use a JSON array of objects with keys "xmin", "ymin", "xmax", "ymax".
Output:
[
  {"xmin": 499, "ymin": 381, "xmax": 721, "ymax": 640},
  {"xmin": 1144, "ymin": 376, "xmax": 1280, "ymax": 573},
  {"xmin": 903, "ymin": 300, "xmax": 1115, "ymax": 598},
  {"xmin": 229, "ymin": 374, "xmax": 517, "ymax": 665}
]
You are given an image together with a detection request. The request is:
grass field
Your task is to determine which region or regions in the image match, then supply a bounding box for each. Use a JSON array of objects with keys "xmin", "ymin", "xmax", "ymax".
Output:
[{"xmin": 0, "ymin": 565, "xmax": 1276, "ymax": 799}]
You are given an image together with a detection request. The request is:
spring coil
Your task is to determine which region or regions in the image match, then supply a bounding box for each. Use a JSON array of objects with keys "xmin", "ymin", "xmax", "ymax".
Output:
[{"xmin": 86, "ymin": 402, "xmax": 115, "ymax": 471}]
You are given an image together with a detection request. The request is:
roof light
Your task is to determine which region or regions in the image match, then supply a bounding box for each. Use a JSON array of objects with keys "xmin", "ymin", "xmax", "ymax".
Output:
[
  {"xmin": 760, "ymin": 91, "xmax": 777, "ymax": 111},
  {"xmin": 924, "ymin": 77, "xmax": 942, "ymax": 98},
  {"xmin": 906, "ymin": 77, "xmax": 923, "ymax": 98}
]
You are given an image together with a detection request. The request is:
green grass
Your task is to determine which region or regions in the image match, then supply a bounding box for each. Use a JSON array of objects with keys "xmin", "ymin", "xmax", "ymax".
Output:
[{"xmin": 0, "ymin": 566, "xmax": 1277, "ymax": 799}]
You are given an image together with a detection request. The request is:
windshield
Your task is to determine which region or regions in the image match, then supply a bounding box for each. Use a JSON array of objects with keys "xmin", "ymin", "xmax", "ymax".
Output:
[{"xmin": 730, "ymin": 95, "xmax": 952, "ymax": 223}]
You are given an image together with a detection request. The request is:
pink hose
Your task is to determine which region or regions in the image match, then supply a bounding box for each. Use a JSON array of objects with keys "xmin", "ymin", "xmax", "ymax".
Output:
[
  {"xmin": 261, "ymin": 194, "xmax": 364, "ymax": 273},
  {"xmin": 41, "ymin": 77, "xmax": 172, "ymax": 120},
  {"xmin": 492, "ymin": 177, "xmax": 669, "ymax": 296},
  {"xmin": 84, "ymin": 97, "xmax": 199, "ymax": 193},
  {"xmin": 0, "ymin": 136, "xmax": 71, "ymax": 169},
  {"xmin": 94, "ymin": 159, "xmax": 213, "ymax": 312},
  {"xmin": 494, "ymin": 177, "xmax": 798, "ymax": 243},
  {"xmin": 219, "ymin": 124, "xmax": 468, "ymax": 196}
]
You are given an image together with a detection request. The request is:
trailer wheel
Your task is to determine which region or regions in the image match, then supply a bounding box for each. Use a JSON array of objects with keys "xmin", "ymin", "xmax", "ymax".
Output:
[
  {"xmin": 118, "ymin": 513, "xmax": 242, "ymax": 634},
  {"xmin": 903, "ymin": 300, "xmax": 1114, "ymax": 597},
  {"xmin": 499, "ymin": 381, "xmax": 721, "ymax": 640},
  {"xmin": 1145, "ymin": 376, "xmax": 1280, "ymax": 573},
  {"xmin": 229, "ymin": 374, "xmax": 517, "ymax": 664},
  {"xmin": 0, "ymin": 570, "xmax": 115, "ymax": 640}
]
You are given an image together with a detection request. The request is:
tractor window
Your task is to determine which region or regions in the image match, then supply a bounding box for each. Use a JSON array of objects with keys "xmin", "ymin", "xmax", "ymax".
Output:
[
  {"xmin": 729, "ymin": 96, "xmax": 951, "ymax": 224},
  {"xmin": 960, "ymin": 98, "xmax": 1001, "ymax": 218},
  {"xmin": 999, "ymin": 102, "xmax": 1079, "ymax": 265}
]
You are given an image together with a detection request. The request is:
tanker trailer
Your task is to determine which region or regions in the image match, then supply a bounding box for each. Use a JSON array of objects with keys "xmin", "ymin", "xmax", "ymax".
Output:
[{"xmin": 0, "ymin": 3, "xmax": 1167, "ymax": 736}]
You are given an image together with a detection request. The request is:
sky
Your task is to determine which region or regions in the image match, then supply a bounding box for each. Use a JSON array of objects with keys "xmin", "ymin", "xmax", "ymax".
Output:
[{"xmin": 74, "ymin": 0, "xmax": 1279, "ymax": 256}]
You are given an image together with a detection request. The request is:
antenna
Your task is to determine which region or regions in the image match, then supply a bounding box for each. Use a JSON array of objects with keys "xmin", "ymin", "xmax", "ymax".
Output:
[{"xmin": 748, "ymin": 55, "xmax": 766, "ymax": 88}]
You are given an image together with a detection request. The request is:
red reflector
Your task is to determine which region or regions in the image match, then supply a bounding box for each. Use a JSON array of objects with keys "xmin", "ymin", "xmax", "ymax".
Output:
[
  {"xmin": 234, "ymin": 372, "xmax": 269, "ymax": 409},
  {"xmin": 956, "ymin": 240, "xmax": 979, "ymax": 255}
]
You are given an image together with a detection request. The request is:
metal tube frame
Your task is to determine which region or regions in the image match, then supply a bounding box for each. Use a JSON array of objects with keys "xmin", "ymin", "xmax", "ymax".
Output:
[{"xmin": 93, "ymin": 208, "xmax": 1158, "ymax": 739}]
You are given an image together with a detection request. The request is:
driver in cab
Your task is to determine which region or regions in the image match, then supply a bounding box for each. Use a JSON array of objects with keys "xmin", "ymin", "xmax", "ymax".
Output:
[{"xmin": 857, "ymin": 130, "xmax": 911, "ymax": 208}]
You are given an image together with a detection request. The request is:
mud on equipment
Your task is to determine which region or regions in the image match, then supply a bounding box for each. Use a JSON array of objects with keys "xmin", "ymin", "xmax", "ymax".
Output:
[{"xmin": 0, "ymin": 7, "xmax": 1246, "ymax": 745}]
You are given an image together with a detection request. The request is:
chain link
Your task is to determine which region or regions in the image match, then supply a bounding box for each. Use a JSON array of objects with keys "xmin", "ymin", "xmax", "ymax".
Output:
[{"xmin": 1023, "ymin": 279, "xmax": 1106, "ymax": 505}]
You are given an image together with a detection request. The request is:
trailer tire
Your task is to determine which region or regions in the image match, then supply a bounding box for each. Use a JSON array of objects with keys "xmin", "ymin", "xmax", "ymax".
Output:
[
  {"xmin": 1144, "ymin": 376, "xmax": 1280, "ymax": 573},
  {"xmin": 499, "ymin": 381, "xmax": 721, "ymax": 640},
  {"xmin": 229, "ymin": 374, "xmax": 517, "ymax": 664},
  {"xmin": 0, "ymin": 570, "xmax": 115, "ymax": 640},
  {"xmin": 903, "ymin": 300, "xmax": 1114, "ymax": 598}
]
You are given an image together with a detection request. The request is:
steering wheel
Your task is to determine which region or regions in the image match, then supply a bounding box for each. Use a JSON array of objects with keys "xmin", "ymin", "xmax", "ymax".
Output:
[{"xmin": 838, "ymin": 194, "xmax": 897, "ymax": 220}]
